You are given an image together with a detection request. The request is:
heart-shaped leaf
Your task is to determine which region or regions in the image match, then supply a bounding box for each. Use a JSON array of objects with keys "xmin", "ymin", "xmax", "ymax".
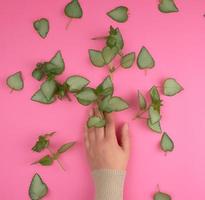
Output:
[
  {"xmin": 88, "ymin": 49, "xmax": 105, "ymax": 67},
  {"xmin": 29, "ymin": 173, "xmax": 48, "ymax": 200},
  {"xmin": 102, "ymin": 46, "xmax": 119, "ymax": 64},
  {"xmin": 40, "ymin": 80, "xmax": 57, "ymax": 101},
  {"xmin": 163, "ymin": 78, "xmax": 183, "ymax": 96},
  {"xmin": 149, "ymin": 106, "xmax": 161, "ymax": 124},
  {"xmin": 160, "ymin": 132, "xmax": 174, "ymax": 152},
  {"xmin": 137, "ymin": 46, "xmax": 155, "ymax": 69},
  {"xmin": 158, "ymin": 0, "xmax": 179, "ymax": 13},
  {"xmin": 32, "ymin": 136, "xmax": 49, "ymax": 152},
  {"xmin": 154, "ymin": 191, "xmax": 171, "ymax": 200},
  {"xmin": 66, "ymin": 75, "xmax": 89, "ymax": 92},
  {"xmin": 99, "ymin": 95, "xmax": 113, "ymax": 113},
  {"xmin": 121, "ymin": 52, "xmax": 135, "ymax": 68},
  {"xmin": 57, "ymin": 142, "xmax": 76, "ymax": 154},
  {"xmin": 107, "ymin": 6, "xmax": 128, "ymax": 23},
  {"xmin": 44, "ymin": 51, "xmax": 65, "ymax": 75},
  {"xmin": 137, "ymin": 90, "xmax": 147, "ymax": 110},
  {"xmin": 150, "ymin": 86, "xmax": 160, "ymax": 102},
  {"xmin": 6, "ymin": 71, "xmax": 24, "ymax": 91},
  {"xmin": 96, "ymin": 76, "xmax": 113, "ymax": 97},
  {"xmin": 33, "ymin": 18, "xmax": 49, "ymax": 39},
  {"xmin": 76, "ymin": 87, "xmax": 97, "ymax": 105},
  {"xmin": 37, "ymin": 155, "xmax": 53, "ymax": 166},
  {"xmin": 147, "ymin": 119, "xmax": 162, "ymax": 133},
  {"xmin": 64, "ymin": 0, "xmax": 83, "ymax": 19},
  {"xmin": 87, "ymin": 116, "xmax": 106, "ymax": 128},
  {"xmin": 32, "ymin": 68, "xmax": 44, "ymax": 81},
  {"xmin": 31, "ymin": 90, "xmax": 56, "ymax": 104}
]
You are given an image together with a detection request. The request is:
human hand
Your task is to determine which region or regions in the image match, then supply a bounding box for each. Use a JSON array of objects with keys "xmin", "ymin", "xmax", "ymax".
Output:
[{"xmin": 84, "ymin": 107, "xmax": 130, "ymax": 171}]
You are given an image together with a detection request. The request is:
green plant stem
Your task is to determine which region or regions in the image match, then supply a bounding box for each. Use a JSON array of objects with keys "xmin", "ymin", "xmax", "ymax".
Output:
[
  {"xmin": 47, "ymin": 147, "xmax": 66, "ymax": 171},
  {"xmin": 133, "ymin": 107, "xmax": 149, "ymax": 120},
  {"xmin": 91, "ymin": 36, "xmax": 108, "ymax": 40}
]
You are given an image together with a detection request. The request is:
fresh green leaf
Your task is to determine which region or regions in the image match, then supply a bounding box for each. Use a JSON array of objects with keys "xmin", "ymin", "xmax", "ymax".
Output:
[
  {"xmin": 29, "ymin": 173, "xmax": 48, "ymax": 200},
  {"xmin": 66, "ymin": 75, "xmax": 89, "ymax": 92},
  {"xmin": 102, "ymin": 46, "xmax": 119, "ymax": 64},
  {"xmin": 38, "ymin": 155, "xmax": 53, "ymax": 166},
  {"xmin": 33, "ymin": 18, "xmax": 49, "ymax": 39},
  {"xmin": 76, "ymin": 87, "xmax": 97, "ymax": 105},
  {"xmin": 154, "ymin": 191, "xmax": 171, "ymax": 200},
  {"xmin": 137, "ymin": 46, "xmax": 155, "ymax": 69},
  {"xmin": 160, "ymin": 132, "xmax": 174, "ymax": 152},
  {"xmin": 107, "ymin": 6, "xmax": 128, "ymax": 23},
  {"xmin": 44, "ymin": 51, "xmax": 65, "ymax": 75},
  {"xmin": 32, "ymin": 68, "xmax": 44, "ymax": 81},
  {"xmin": 96, "ymin": 76, "xmax": 113, "ymax": 97},
  {"xmin": 163, "ymin": 78, "xmax": 183, "ymax": 96},
  {"xmin": 99, "ymin": 95, "xmax": 113, "ymax": 113},
  {"xmin": 121, "ymin": 52, "xmax": 135, "ymax": 68},
  {"xmin": 6, "ymin": 71, "xmax": 24, "ymax": 91},
  {"xmin": 137, "ymin": 90, "xmax": 147, "ymax": 110},
  {"xmin": 57, "ymin": 142, "xmax": 76, "ymax": 154},
  {"xmin": 88, "ymin": 49, "xmax": 105, "ymax": 67},
  {"xmin": 147, "ymin": 119, "xmax": 162, "ymax": 133},
  {"xmin": 149, "ymin": 106, "xmax": 161, "ymax": 124},
  {"xmin": 64, "ymin": 0, "xmax": 83, "ymax": 19},
  {"xmin": 32, "ymin": 136, "xmax": 49, "ymax": 152},
  {"xmin": 150, "ymin": 86, "xmax": 160, "ymax": 102},
  {"xmin": 87, "ymin": 116, "xmax": 106, "ymax": 128},
  {"xmin": 40, "ymin": 80, "xmax": 57, "ymax": 100},
  {"xmin": 158, "ymin": 0, "xmax": 179, "ymax": 13},
  {"xmin": 31, "ymin": 89, "xmax": 56, "ymax": 104}
]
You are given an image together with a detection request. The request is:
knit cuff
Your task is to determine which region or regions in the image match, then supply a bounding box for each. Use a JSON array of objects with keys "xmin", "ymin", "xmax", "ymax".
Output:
[{"xmin": 92, "ymin": 169, "xmax": 126, "ymax": 200}]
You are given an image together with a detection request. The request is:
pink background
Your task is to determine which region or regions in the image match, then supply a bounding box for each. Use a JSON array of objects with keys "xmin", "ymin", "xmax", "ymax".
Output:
[{"xmin": 1, "ymin": 0, "xmax": 205, "ymax": 199}]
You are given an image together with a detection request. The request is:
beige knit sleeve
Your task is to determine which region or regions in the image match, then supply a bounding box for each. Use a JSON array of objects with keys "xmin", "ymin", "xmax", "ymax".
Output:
[{"xmin": 92, "ymin": 169, "xmax": 126, "ymax": 200}]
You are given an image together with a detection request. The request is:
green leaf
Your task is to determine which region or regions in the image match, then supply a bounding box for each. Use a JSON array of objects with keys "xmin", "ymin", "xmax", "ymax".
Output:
[
  {"xmin": 76, "ymin": 87, "xmax": 97, "ymax": 105},
  {"xmin": 38, "ymin": 155, "xmax": 53, "ymax": 166},
  {"xmin": 6, "ymin": 71, "xmax": 24, "ymax": 91},
  {"xmin": 107, "ymin": 6, "xmax": 128, "ymax": 23},
  {"xmin": 163, "ymin": 78, "xmax": 183, "ymax": 96},
  {"xmin": 160, "ymin": 132, "xmax": 174, "ymax": 152},
  {"xmin": 31, "ymin": 89, "xmax": 56, "ymax": 104},
  {"xmin": 64, "ymin": 0, "xmax": 83, "ymax": 19},
  {"xmin": 87, "ymin": 116, "xmax": 106, "ymax": 128},
  {"xmin": 57, "ymin": 142, "xmax": 76, "ymax": 154},
  {"xmin": 137, "ymin": 46, "xmax": 155, "ymax": 69},
  {"xmin": 29, "ymin": 173, "xmax": 48, "ymax": 200},
  {"xmin": 149, "ymin": 106, "xmax": 161, "ymax": 124},
  {"xmin": 66, "ymin": 75, "xmax": 90, "ymax": 92},
  {"xmin": 40, "ymin": 80, "xmax": 57, "ymax": 100},
  {"xmin": 32, "ymin": 136, "xmax": 49, "ymax": 152},
  {"xmin": 33, "ymin": 18, "xmax": 49, "ymax": 39},
  {"xmin": 99, "ymin": 95, "xmax": 113, "ymax": 113},
  {"xmin": 150, "ymin": 86, "xmax": 160, "ymax": 102},
  {"xmin": 96, "ymin": 76, "xmax": 113, "ymax": 97},
  {"xmin": 154, "ymin": 191, "xmax": 171, "ymax": 200},
  {"xmin": 102, "ymin": 46, "xmax": 119, "ymax": 64},
  {"xmin": 158, "ymin": 0, "xmax": 179, "ymax": 13},
  {"xmin": 147, "ymin": 119, "xmax": 162, "ymax": 133},
  {"xmin": 88, "ymin": 49, "xmax": 105, "ymax": 67},
  {"xmin": 121, "ymin": 52, "xmax": 135, "ymax": 68},
  {"xmin": 137, "ymin": 90, "xmax": 147, "ymax": 110},
  {"xmin": 32, "ymin": 68, "xmax": 44, "ymax": 81},
  {"xmin": 44, "ymin": 51, "xmax": 65, "ymax": 75}
]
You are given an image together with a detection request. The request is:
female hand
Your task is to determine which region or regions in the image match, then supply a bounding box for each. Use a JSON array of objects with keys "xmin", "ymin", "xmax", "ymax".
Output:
[{"xmin": 84, "ymin": 107, "xmax": 130, "ymax": 171}]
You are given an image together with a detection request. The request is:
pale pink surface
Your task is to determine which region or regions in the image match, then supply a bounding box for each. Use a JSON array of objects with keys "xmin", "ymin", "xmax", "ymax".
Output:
[{"xmin": 0, "ymin": 0, "xmax": 205, "ymax": 199}]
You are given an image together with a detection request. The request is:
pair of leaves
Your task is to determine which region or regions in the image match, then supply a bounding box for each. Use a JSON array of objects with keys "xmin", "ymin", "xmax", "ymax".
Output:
[
  {"xmin": 154, "ymin": 191, "xmax": 171, "ymax": 200},
  {"xmin": 160, "ymin": 132, "xmax": 174, "ymax": 152},
  {"xmin": 33, "ymin": 18, "xmax": 49, "ymax": 39},
  {"xmin": 29, "ymin": 173, "xmax": 48, "ymax": 200},
  {"xmin": 158, "ymin": 0, "xmax": 179, "ymax": 13},
  {"xmin": 107, "ymin": 6, "xmax": 128, "ymax": 23},
  {"xmin": 6, "ymin": 71, "xmax": 24, "ymax": 91},
  {"xmin": 64, "ymin": 0, "xmax": 83, "ymax": 19}
]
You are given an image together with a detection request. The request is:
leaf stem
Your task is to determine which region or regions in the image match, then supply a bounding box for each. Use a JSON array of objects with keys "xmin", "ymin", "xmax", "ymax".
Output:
[
  {"xmin": 133, "ymin": 107, "xmax": 149, "ymax": 120},
  {"xmin": 91, "ymin": 36, "xmax": 108, "ymax": 40},
  {"xmin": 47, "ymin": 147, "xmax": 66, "ymax": 171}
]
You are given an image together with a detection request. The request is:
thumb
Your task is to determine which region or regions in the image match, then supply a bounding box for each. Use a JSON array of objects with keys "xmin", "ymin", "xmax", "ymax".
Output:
[{"xmin": 121, "ymin": 123, "xmax": 130, "ymax": 154}]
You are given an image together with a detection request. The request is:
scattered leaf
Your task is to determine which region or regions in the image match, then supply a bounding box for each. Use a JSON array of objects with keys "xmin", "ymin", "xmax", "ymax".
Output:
[
  {"xmin": 137, "ymin": 90, "xmax": 147, "ymax": 110},
  {"xmin": 137, "ymin": 46, "xmax": 155, "ymax": 69},
  {"xmin": 154, "ymin": 191, "xmax": 171, "ymax": 200},
  {"xmin": 87, "ymin": 116, "xmax": 106, "ymax": 128},
  {"xmin": 88, "ymin": 49, "xmax": 105, "ymax": 67},
  {"xmin": 40, "ymin": 80, "xmax": 57, "ymax": 100},
  {"xmin": 107, "ymin": 6, "xmax": 128, "ymax": 23},
  {"xmin": 32, "ymin": 136, "xmax": 49, "ymax": 152},
  {"xmin": 29, "ymin": 173, "xmax": 48, "ymax": 200},
  {"xmin": 64, "ymin": 0, "xmax": 83, "ymax": 19},
  {"xmin": 158, "ymin": 0, "xmax": 179, "ymax": 13},
  {"xmin": 150, "ymin": 86, "xmax": 162, "ymax": 112},
  {"xmin": 121, "ymin": 52, "xmax": 135, "ymax": 68},
  {"xmin": 32, "ymin": 68, "xmax": 44, "ymax": 81},
  {"xmin": 102, "ymin": 46, "xmax": 119, "ymax": 64},
  {"xmin": 57, "ymin": 142, "xmax": 76, "ymax": 154},
  {"xmin": 38, "ymin": 155, "xmax": 53, "ymax": 166},
  {"xmin": 6, "ymin": 71, "xmax": 24, "ymax": 91},
  {"xmin": 149, "ymin": 106, "xmax": 161, "ymax": 124},
  {"xmin": 160, "ymin": 132, "xmax": 174, "ymax": 152},
  {"xmin": 76, "ymin": 87, "xmax": 97, "ymax": 105},
  {"xmin": 147, "ymin": 119, "xmax": 162, "ymax": 133},
  {"xmin": 31, "ymin": 89, "xmax": 56, "ymax": 104},
  {"xmin": 108, "ymin": 27, "xmax": 124, "ymax": 50},
  {"xmin": 163, "ymin": 78, "xmax": 183, "ymax": 96},
  {"xmin": 33, "ymin": 18, "xmax": 49, "ymax": 39},
  {"xmin": 95, "ymin": 76, "xmax": 113, "ymax": 97}
]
